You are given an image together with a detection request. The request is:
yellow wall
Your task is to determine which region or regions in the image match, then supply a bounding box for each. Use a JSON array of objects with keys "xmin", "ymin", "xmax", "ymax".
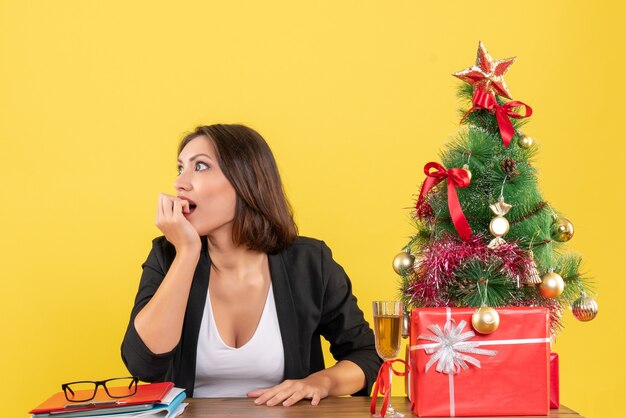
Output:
[{"xmin": 1, "ymin": 1, "xmax": 623, "ymax": 417}]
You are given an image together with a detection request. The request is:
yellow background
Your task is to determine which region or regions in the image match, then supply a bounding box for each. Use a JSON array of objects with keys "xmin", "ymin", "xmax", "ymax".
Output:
[{"xmin": 1, "ymin": 1, "xmax": 623, "ymax": 417}]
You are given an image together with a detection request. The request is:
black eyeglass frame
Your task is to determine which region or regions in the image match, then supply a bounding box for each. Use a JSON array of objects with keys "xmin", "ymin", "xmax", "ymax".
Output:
[{"xmin": 61, "ymin": 376, "xmax": 139, "ymax": 402}]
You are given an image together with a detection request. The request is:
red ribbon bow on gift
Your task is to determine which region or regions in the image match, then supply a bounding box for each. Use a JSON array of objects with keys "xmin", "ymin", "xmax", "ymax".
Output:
[
  {"xmin": 462, "ymin": 88, "xmax": 533, "ymax": 147},
  {"xmin": 370, "ymin": 359, "xmax": 408, "ymax": 418},
  {"xmin": 415, "ymin": 162, "xmax": 472, "ymax": 242}
]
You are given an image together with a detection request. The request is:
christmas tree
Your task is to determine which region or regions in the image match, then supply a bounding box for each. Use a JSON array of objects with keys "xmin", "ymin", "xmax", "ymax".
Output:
[{"xmin": 396, "ymin": 42, "xmax": 598, "ymax": 335}]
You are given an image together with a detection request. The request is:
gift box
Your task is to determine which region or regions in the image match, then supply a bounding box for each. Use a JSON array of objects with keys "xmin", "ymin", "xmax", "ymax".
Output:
[
  {"xmin": 550, "ymin": 352, "xmax": 559, "ymax": 409},
  {"xmin": 409, "ymin": 307, "xmax": 550, "ymax": 417}
]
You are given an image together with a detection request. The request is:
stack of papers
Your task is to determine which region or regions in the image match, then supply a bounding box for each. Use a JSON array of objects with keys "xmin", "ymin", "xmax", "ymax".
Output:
[{"xmin": 29, "ymin": 382, "xmax": 187, "ymax": 418}]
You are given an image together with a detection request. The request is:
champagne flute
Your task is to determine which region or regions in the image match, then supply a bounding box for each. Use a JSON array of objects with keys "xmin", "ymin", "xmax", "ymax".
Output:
[{"xmin": 372, "ymin": 301, "xmax": 404, "ymax": 418}]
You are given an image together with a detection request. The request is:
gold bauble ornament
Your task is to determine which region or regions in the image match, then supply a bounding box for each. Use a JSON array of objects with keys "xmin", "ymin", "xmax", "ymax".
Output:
[
  {"xmin": 471, "ymin": 306, "xmax": 500, "ymax": 334},
  {"xmin": 551, "ymin": 217, "xmax": 574, "ymax": 242},
  {"xmin": 462, "ymin": 163, "xmax": 472, "ymax": 182},
  {"xmin": 539, "ymin": 271, "xmax": 565, "ymax": 298},
  {"xmin": 572, "ymin": 294, "xmax": 599, "ymax": 322},
  {"xmin": 518, "ymin": 134, "xmax": 534, "ymax": 149},
  {"xmin": 392, "ymin": 252, "xmax": 415, "ymax": 275}
]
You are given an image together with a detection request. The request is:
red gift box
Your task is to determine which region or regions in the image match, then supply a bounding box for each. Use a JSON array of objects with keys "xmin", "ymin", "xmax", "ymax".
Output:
[
  {"xmin": 409, "ymin": 307, "xmax": 550, "ymax": 417},
  {"xmin": 550, "ymin": 352, "xmax": 559, "ymax": 408}
]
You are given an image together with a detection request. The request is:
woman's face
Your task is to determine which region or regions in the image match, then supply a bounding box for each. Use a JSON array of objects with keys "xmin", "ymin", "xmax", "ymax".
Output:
[{"xmin": 175, "ymin": 136, "xmax": 237, "ymax": 237}]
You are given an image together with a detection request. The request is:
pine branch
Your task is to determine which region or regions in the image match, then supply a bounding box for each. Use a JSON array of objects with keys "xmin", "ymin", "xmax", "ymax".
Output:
[{"xmin": 447, "ymin": 259, "xmax": 522, "ymax": 307}]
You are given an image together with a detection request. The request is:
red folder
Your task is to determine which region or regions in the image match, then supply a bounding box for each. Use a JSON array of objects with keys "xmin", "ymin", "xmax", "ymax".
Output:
[{"xmin": 29, "ymin": 382, "xmax": 174, "ymax": 415}]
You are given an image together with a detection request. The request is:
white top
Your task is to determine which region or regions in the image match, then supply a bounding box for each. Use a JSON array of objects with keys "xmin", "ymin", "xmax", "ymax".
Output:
[{"xmin": 193, "ymin": 283, "xmax": 285, "ymax": 397}]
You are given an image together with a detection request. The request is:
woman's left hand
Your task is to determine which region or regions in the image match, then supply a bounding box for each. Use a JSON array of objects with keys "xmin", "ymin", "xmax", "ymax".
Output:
[{"xmin": 247, "ymin": 375, "xmax": 331, "ymax": 407}]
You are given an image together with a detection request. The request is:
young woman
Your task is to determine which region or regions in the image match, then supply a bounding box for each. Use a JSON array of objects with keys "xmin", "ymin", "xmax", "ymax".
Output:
[{"xmin": 121, "ymin": 124, "xmax": 381, "ymax": 407}]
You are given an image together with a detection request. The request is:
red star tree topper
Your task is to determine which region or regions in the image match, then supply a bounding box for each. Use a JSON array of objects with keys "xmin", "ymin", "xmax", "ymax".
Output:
[{"xmin": 453, "ymin": 41, "xmax": 516, "ymax": 99}]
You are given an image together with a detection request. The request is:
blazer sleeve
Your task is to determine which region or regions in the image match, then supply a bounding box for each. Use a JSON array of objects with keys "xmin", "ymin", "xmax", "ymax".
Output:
[
  {"xmin": 121, "ymin": 238, "xmax": 177, "ymax": 381},
  {"xmin": 317, "ymin": 241, "xmax": 382, "ymax": 396}
]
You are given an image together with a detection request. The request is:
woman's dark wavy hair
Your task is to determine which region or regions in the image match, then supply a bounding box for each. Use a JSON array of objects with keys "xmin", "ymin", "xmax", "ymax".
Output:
[{"xmin": 178, "ymin": 124, "xmax": 297, "ymax": 253}]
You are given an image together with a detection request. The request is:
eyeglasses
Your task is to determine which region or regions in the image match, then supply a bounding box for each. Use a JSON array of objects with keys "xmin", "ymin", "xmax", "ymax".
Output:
[{"xmin": 61, "ymin": 376, "xmax": 139, "ymax": 402}]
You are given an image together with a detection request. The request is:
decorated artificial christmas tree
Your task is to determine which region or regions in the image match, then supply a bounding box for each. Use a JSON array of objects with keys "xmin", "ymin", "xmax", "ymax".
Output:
[
  {"xmin": 395, "ymin": 41, "xmax": 598, "ymax": 335},
  {"xmin": 396, "ymin": 42, "xmax": 599, "ymax": 417}
]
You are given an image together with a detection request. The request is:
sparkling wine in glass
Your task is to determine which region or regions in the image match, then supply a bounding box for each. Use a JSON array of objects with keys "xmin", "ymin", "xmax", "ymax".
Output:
[{"xmin": 372, "ymin": 301, "xmax": 403, "ymax": 418}]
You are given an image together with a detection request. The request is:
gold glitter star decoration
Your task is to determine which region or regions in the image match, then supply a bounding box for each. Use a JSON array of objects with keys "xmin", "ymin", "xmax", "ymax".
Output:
[{"xmin": 453, "ymin": 41, "xmax": 516, "ymax": 99}]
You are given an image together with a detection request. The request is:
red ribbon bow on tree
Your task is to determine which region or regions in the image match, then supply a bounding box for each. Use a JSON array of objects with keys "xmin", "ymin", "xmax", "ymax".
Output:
[
  {"xmin": 462, "ymin": 88, "xmax": 533, "ymax": 147},
  {"xmin": 370, "ymin": 359, "xmax": 408, "ymax": 418},
  {"xmin": 415, "ymin": 162, "xmax": 472, "ymax": 242}
]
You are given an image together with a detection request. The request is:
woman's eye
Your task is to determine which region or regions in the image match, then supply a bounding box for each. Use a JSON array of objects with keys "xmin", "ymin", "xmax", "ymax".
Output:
[
  {"xmin": 195, "ymin": 162, "xmax": 209, "ymax": 171},
  {"xmin": 177, "ymin": 166, "xmax": 183, "ymax": 175}
]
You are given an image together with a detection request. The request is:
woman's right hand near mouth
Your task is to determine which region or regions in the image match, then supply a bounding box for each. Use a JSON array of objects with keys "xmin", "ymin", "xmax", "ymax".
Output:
[{"xmin": 155, "ymin": 193, "xmax": 201, "ymax": 252}]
